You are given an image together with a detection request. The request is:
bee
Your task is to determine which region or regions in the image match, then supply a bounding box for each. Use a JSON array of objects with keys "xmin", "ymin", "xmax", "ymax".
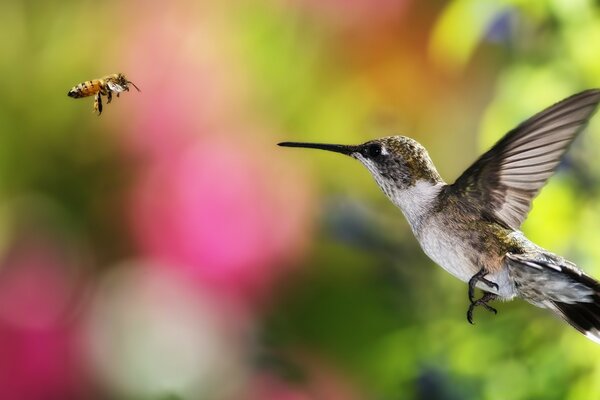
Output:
[{"xmin": 67, "ymin": 73, "xmax": 140, "ymax": 115}]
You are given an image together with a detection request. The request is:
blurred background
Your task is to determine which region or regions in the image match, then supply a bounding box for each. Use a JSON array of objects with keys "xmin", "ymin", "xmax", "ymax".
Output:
[{"xmin": 1, "ymin": 0, "xmax": 600, "ymax": 399}]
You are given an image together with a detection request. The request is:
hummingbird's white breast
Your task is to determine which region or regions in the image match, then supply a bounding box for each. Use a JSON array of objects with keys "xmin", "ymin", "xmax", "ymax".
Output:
[
  {"xmin": 417, "ymin": 221, "xmax": 517, "ymax": 299},
  {"xmin": 390, "ymin": 181, "xmax": 518, "ymax": 299}
]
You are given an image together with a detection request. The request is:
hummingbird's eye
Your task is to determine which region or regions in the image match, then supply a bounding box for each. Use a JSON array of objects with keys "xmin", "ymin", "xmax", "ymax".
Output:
[{"xmin": 365, "ymin": 143, "xmax": 383, "ymax": 158}]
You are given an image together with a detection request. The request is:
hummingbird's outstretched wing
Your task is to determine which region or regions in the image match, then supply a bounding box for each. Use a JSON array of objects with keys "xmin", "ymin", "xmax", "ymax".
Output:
[{"xmin": 449, "ymin": 89, "xmax": 600, "ymax": 229}]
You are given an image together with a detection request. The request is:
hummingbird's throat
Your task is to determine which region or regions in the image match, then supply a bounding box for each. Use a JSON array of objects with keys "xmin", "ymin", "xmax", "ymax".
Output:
[{"xmin": 354, "ymin": 153, "xmax": 444, "ymax": 231}]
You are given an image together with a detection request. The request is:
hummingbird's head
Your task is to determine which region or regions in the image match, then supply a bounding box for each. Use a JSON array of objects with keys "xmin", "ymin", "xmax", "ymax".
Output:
[{"xmin": 278, "ymin": 136, "xmax": 443, "ymax": 198}]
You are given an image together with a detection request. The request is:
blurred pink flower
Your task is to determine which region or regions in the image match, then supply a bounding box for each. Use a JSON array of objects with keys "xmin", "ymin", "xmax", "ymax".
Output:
[
  {"xmin": 129, "ymin": 137, "xmax": 313, "ymax": 305},
  {"xmin": 119, "ymin": 2, "xmax": 315, "ymax": 307},
  {"xmin": 0, "ymin": 323, "xmax": 83, "ymax": 400},
  {"xmin": 0, "ymin": 235, "xmax": 80, "ymax": 330},
  {"xmin": 0, "ymin": 207, "xmax": 89, "ymax": 399}
]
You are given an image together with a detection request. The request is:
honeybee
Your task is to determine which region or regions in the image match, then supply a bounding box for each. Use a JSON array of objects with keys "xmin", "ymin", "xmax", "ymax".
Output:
[{"xmin": 67, "ymin": 73, "xmax": 140, "ymax": 115}]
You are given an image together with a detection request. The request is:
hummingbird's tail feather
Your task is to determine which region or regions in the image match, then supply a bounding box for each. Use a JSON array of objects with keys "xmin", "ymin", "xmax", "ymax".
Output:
[
  {"xmin": 550, "ymin": 295, "xmax": 600, "ymax": 344},
  {"xmin": 507, "ymin": 252, "xmax": 600, "ymax": 344}
]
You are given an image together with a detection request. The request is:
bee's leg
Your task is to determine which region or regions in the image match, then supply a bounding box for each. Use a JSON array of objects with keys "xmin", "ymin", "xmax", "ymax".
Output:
[
  {"xmin": 107, "ymin": 90, "xmax": 113, "ymax": 104},
  {"xmin": 94, "ymin": 93, "xmax": 103, "ymax": 115},
  {"xmin": 116, "ymin": 92, "xmax": 120, "ymax": 98}
]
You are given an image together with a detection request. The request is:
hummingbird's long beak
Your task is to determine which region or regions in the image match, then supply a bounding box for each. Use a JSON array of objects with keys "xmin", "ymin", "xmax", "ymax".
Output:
[{"xmin": 278, "ymin": 141, "xmax": 358, "ymax": 156}]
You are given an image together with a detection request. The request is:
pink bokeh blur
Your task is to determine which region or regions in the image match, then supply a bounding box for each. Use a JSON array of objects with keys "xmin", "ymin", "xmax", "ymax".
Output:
[
  {"xmin": 120, "ymin": 2, "xmax": 315, "ymax": 307},
  {"xmin": 0, "ymin": 208, "xmax": 89, "ymax": 399}
]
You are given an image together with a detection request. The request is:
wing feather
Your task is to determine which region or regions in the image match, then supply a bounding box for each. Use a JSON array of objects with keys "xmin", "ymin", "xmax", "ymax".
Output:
[{"xmin": 447, "ymin": 89, "xmax": 600, "ymax": 229}]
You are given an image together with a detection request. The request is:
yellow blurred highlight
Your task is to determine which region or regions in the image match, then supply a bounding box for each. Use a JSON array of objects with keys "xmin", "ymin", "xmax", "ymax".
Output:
[
  {"xmin": 429, "ymin": 0, "xmax": 507, "ymax": 72},
  {"xmin": 521, "ymin": 179, "xmax": 577, "ymax": 253},
  {"xmin": 479, "ymin": 65, "xmax": 574, "ymax": 150}
]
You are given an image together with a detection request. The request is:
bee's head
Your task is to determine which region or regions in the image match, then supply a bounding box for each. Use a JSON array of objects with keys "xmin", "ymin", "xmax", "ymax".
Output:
[
  {"xmin": 113, "ymin": 73, "xmax": 141, "ymax": 92},
  {"xmin": 114, "ymin": 73, "xmax": 127, "ymax": 85}
]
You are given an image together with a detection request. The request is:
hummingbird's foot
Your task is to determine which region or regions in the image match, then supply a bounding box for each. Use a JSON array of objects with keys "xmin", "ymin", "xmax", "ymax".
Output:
[
  {"xmin": 466, "ymin": 292, "xmax": 498, "ymax": 324},
  {"xmin": 468, "ymin": 268, "xmax": 499, "ymax": 303}
]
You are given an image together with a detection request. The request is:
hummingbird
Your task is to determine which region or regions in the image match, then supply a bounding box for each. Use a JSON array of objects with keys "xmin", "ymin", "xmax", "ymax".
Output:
[{"xmin": 279, "ymin": 89, "xmax": 600, "ymax": 344}]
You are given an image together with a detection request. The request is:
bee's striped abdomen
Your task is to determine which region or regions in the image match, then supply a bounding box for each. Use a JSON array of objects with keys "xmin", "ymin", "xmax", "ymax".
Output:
[{"xmin": 67, "ymin": 79, "xmax": 103, "ymax": 98}]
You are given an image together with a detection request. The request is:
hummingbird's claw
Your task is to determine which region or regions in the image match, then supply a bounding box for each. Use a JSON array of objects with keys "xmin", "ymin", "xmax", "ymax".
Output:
[
  {"xmin": 467, "ymin": 269, "xmax": 499, "ymax": 323},
  {"xmin": 467, "ymin": 292, "xmax": 498, "ymax": 324},
  {"xmin": 468, "ymin": 268, "xmax": 499, "ymax": 303},
  {"xmin": 467, "ymin": 307, "xmax": 474, "ymax": 324}
]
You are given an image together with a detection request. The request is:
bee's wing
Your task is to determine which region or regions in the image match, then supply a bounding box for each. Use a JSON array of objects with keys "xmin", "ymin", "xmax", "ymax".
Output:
[
  {"xmin": 107, "ymin": 81, "xmax": 126, "ymax": 92},
  {"xmin": 447, "ymin": 89, "xmax": 600, "ymax": 229}
]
